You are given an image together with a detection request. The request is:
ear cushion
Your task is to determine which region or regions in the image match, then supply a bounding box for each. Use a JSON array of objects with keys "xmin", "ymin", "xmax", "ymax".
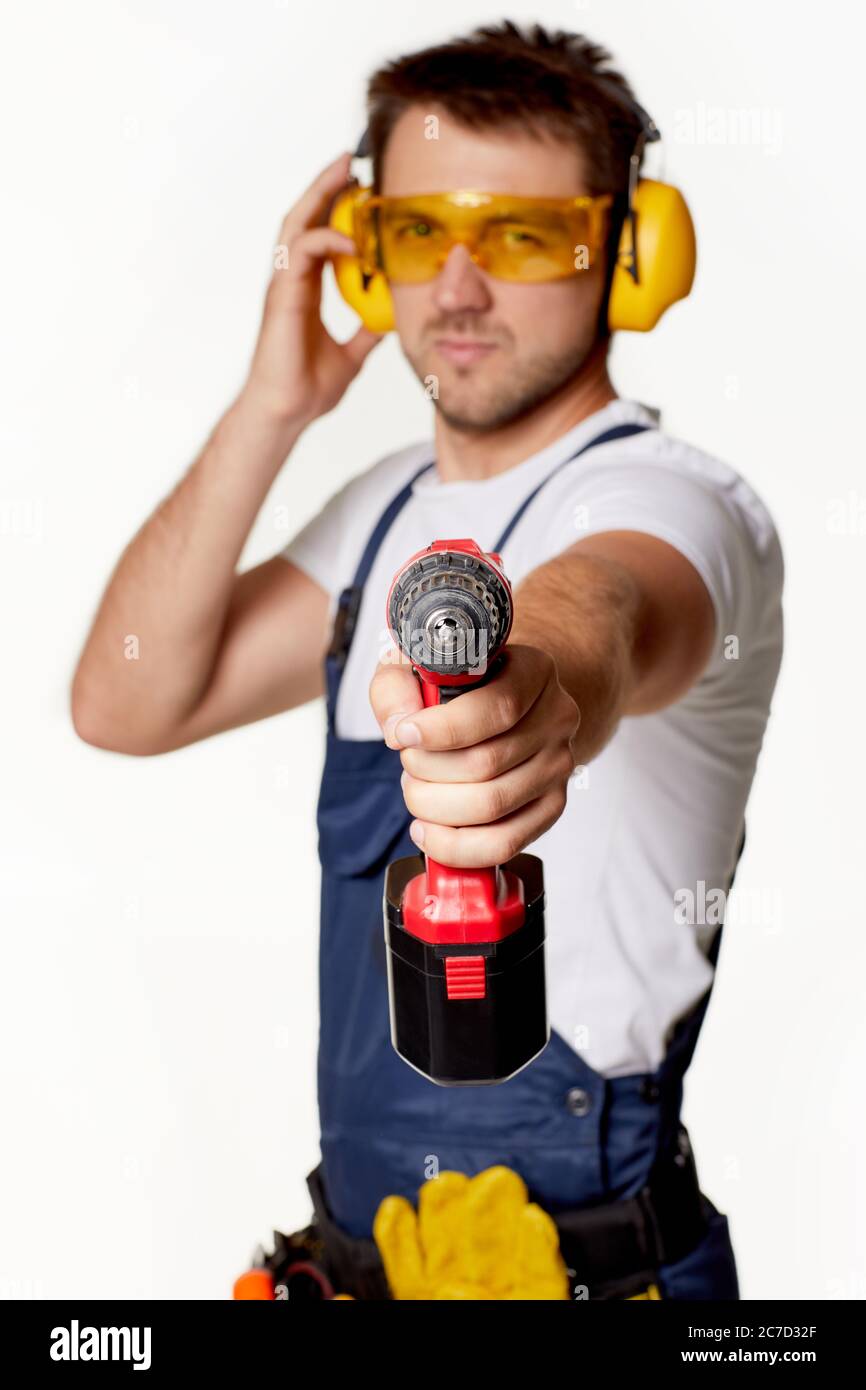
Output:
[
  {"xmin": 329, "ymin": 187, "xmax": 395, "ymax": 333},
  {"xmin": 608, "ymin": 179, "xmax": 696, "ymax": 332}
]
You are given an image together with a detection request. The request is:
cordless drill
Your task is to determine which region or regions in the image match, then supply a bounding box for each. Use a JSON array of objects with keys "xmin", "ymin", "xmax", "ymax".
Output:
[{"xmin": 383, "ymin": 539, "xmax": 549, "ymax": 1086}]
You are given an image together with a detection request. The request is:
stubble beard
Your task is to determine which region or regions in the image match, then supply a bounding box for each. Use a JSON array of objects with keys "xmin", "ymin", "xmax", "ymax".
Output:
[{"xmin": 404, "ymin": 335, "xmax": 597, "ymax": 433}]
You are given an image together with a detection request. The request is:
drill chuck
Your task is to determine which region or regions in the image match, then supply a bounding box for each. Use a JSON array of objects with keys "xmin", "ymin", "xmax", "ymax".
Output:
[{"xmin": 387, "ymin": 541, "xmax": 512, "ymax": 682}]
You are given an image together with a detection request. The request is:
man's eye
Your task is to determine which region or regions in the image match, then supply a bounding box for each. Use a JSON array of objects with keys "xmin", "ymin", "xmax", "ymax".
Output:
[
  {"xmin": 396, "ymin": 221, "xmax": 437, "ymax": 239},
  {"xmin": 502, "ymin": 227, "xmax": 542, "ymax": 246}
]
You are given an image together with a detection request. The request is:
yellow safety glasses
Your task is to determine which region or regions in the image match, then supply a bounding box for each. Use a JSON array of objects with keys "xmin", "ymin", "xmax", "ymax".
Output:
[{"xmin": 352, "ymin": 189, "xmax": 614, "ymax": 285}]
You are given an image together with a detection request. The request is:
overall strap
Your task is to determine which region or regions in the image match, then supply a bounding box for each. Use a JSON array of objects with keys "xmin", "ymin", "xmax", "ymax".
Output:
[
  {"xmin": 492, "ymin": 421, "xmax": 653, "ymax": 554},
  {"xmin": 351, "ymin": 458, "xmax": 436, "ymax": 592},
  {"xmin": 325, "ymin": 457, "xmax": 434, "ymax": 729}
]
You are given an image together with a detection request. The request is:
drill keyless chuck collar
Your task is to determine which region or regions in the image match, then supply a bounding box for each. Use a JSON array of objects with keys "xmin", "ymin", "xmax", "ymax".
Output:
[{"xmin": 387, "ymin": 545, "xmax": 512, "ymax": 678}]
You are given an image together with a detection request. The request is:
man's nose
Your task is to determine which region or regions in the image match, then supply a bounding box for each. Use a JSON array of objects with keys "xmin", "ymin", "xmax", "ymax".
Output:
[{"xmin": 432, "ymin": 242, "xmax": 493, "ymax": 315}]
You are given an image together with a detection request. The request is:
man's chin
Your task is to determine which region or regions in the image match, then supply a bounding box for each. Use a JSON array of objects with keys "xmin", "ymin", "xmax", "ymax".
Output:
[
  {"xmin": 421, "ymin": 361, "xmax": 535, "ymax": 433},
  {"xmin": 409, "ymin": 344, "xmax": 594, "ymax": 433},
  {"xmin": 434, "ymin": 379, "xmax": 562, "ymax": 433},
  {"xmin": 435, "ymin": 398, "xmax": 521, "ymax": 432}
]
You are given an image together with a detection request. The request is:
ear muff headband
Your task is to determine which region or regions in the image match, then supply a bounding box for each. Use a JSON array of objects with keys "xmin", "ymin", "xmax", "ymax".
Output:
[{"xmin": 329, "ymin": 99, "xmax": 696, "ymax": 334}]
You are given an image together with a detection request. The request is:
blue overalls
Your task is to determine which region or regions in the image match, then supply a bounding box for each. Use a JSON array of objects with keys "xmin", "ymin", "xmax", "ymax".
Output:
[{"xmin": 313, "ymin": 423, "xmax": 740, "ymax": 1299}]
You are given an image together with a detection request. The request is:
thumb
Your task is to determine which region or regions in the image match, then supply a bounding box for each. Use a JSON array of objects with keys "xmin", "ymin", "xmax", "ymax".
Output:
[
  {"xmin": 369, "ymin": 643, "xmax": 424, "ymax": 748},
  {"xmin": 342, "ymin": 324, "xmax": 385, "ymax": 372}
]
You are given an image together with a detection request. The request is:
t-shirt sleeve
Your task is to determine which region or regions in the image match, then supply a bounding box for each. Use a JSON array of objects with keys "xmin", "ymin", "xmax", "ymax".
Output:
[
  {"xmin": 277, "ymin": 443, "xmax": 432, "ymax": 600},
  {"xmin": 279, "ymin": 481, "xmax": 350, "ymax": 599},
  {"xmin": 530, "ymin": 458, "xmax": 779, "ymax": 644}
]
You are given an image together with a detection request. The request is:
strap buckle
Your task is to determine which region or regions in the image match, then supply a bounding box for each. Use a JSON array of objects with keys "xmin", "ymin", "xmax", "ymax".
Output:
[{"xmin": 327, "ymin": 585, "xmax": 363, "ymax": 667}]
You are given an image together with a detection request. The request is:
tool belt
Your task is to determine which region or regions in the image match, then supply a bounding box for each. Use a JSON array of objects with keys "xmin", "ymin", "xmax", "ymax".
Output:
[{"xmin": 261, "ymin": 1126, "xmax": 708, "ymax": 1301}]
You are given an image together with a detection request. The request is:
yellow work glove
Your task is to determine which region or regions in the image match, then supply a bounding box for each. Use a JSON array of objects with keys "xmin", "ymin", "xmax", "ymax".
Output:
[{"xmin": 373, "ymin": 1165, "xmax": 570, "ymax": 1300}]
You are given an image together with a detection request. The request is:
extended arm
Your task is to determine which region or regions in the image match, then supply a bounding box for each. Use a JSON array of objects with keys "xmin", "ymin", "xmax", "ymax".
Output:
[
  {"xmin": 369, "ymin": 531, "xmax": 715, "ymax": 867},
  {"xmin": 509, "ymin": 529, "xmax": 716, "ymax": 762}
]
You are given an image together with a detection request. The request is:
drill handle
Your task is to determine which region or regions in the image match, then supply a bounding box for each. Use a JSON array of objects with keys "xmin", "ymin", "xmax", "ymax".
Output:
[{"xmin": 415, "ymin": 671, "xmax": 502, "ymax": 918}]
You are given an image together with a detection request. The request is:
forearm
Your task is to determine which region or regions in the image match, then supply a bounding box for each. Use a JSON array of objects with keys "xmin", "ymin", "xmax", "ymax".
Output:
[
  {"xmin": 510, "ymin": 549, "xmax": 642, "ymax": 764},
  {"xmin": 376, "ymin": 537, "xmax": 712, "ymax": 868},
  {"xmin": 72, "ymin": 390, "xmax": 305, "ymax": 750}
]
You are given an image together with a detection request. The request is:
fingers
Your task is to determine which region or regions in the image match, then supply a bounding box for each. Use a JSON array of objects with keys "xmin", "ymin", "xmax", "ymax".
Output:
[
  {"xmin": 408, "ymin": 786, "xmax": 567, "ymax": 868},
  {"xmin": 399, "ymin": 677, "xmax": 569, "ymax": 783},
  {"xmin": 387, "ymin": 645, "xmax": 553, "ymax": 754},
  {"xmin": 400, "ymin": 741, "xmax": 573, "ymax": 827},
  {"xmin": 372, "ymin": 642, "xmax": 578, "ymax": 865},
  {"xmin": 280, "ymin": 151, "xmax": 353, "ymax": 240},
  {"xmin": 279, "ymin": 225, "xmax": 356, "ymax": 280},
  {"xmin": 265, "ymin": 227, "xmax": 357, "ymax": 318},
  {"xmin": 369, "ymin": 645, "xmax": 425, "ymax": 748},
  {"xmin": 267, "ymin": 148, "xmax": 359, "ymax": 308}
]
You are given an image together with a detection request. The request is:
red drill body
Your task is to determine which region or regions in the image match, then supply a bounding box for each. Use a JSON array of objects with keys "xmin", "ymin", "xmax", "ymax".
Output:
[{"xmin": 383, "ymin": 539, "xmax": 549, "ymax": 1085}]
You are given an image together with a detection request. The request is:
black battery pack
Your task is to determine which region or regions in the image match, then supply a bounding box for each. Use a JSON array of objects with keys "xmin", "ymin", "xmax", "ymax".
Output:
[{"xmin": 383, "ymin": 851, "xmax": 549, "ymax": 1086}]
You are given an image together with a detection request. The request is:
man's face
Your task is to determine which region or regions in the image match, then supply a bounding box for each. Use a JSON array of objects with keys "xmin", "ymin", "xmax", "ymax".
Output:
[{"xmin": 380, "ymin": 105, "xmax": 610, "ymax": 432}]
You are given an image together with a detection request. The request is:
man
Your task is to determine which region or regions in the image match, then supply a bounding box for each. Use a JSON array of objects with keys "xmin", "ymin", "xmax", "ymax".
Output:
[{"xmin": 72, "ymin": 23, "xmax": 783, "ymax": 1299}]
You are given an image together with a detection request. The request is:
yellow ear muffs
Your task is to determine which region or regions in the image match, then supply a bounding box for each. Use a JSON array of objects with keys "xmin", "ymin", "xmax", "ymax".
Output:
[
  {"xmin": 329, "ymin": 185, "xmax": 395, "ymax": 334},
  {"xmin": 328, "ymin": 179, "xmax": 696, "ymax": 336},
  {"xmin": 607, "ymin": 178, "xmax": 696, "ymax": 332}
]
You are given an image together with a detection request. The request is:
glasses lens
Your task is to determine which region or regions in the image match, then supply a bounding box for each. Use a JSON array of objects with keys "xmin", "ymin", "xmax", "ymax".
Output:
[
  {"xmin": 378, "ymin": 204, "xmax": 451, "ymax": 283},
  {"xmin": 373, "ymin": 196, "xmax": 603, "ymax": 284},
  {"xmin": 479, "ymin": 209, "xmax": 587, "ymax": 281}
]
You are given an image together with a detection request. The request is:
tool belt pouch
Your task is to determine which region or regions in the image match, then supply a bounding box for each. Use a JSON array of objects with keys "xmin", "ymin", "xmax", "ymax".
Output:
[
  {"xmin": 304, "ymin": 1166, "xmax": 391, "ymax": 1300},
  {"xmin": 275, "ymin": 1127, "xmax": 707, "ymax": 1301}
]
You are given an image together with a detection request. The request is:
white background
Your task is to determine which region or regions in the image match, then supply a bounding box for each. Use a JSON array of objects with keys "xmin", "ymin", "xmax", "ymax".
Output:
[{"xmin": 1, "ymin": 0, "xmax": 863, "ymax": 1300}]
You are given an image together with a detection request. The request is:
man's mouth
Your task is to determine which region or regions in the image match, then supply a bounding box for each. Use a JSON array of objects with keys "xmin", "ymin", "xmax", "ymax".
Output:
[{"xmin": 433, "ymin": 338, "xmax": 499, "ymax": 366}]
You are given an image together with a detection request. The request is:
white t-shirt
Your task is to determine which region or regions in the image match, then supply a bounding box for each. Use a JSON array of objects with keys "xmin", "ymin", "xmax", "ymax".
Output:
[{"xmin": 282, "ymin": 398, "xmax": 784, "ymax": 1077}]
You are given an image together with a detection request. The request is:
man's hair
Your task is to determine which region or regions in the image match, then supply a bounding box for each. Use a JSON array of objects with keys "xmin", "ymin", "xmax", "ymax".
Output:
[{"xmin": 364, "ymin": 20, "xmax": 647, "ymax": 326}]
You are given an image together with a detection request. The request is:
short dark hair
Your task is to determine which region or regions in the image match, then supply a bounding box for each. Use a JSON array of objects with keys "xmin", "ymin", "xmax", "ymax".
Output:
[
  {"xmin": 364, "ymin": 21, "xmax": 646, "ymax": 329},
  {"xmin": 365, "ymin": 20, "xmax": 645, "ymax": 200}
]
